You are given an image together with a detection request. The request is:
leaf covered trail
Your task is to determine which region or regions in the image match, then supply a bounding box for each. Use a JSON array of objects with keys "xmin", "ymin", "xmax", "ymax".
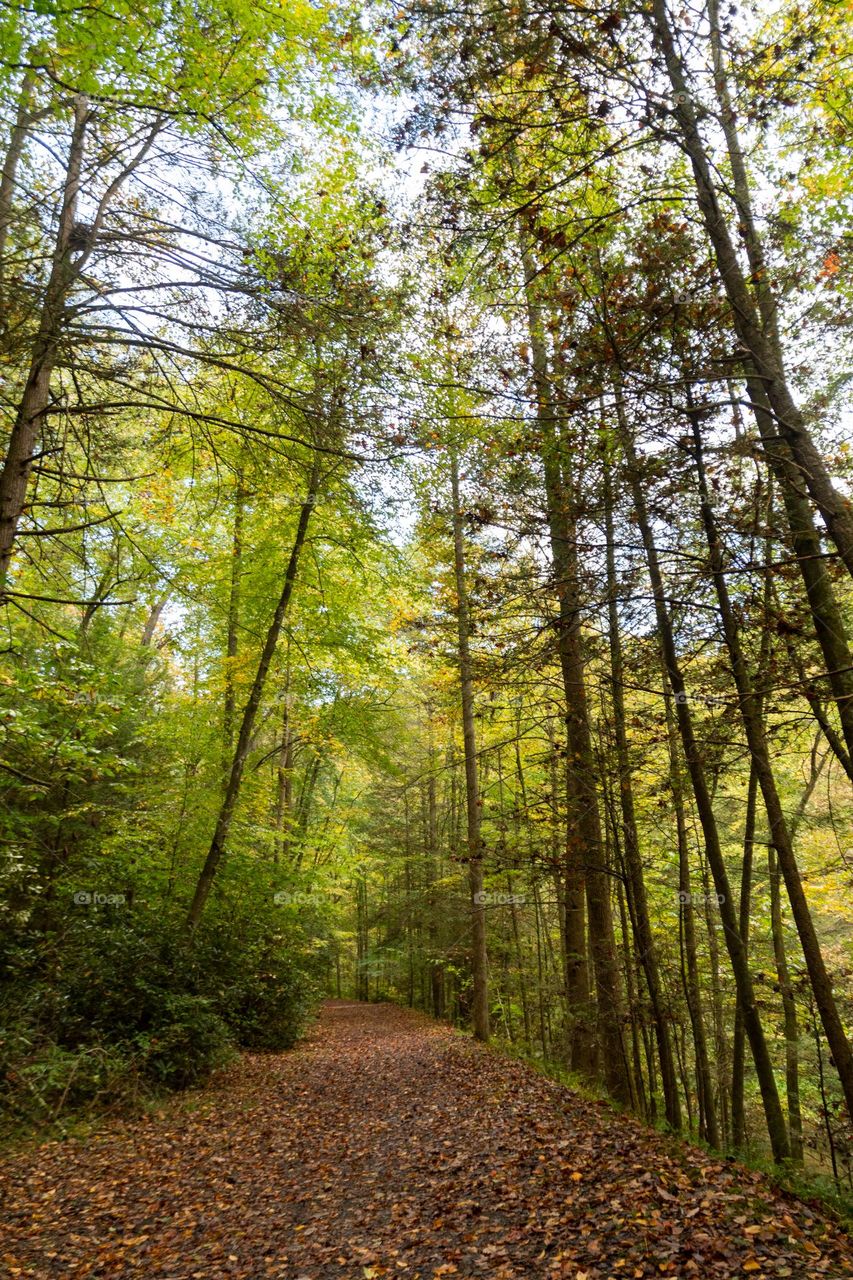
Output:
[{"xmin": 2, "ymin": 1001, "xmax": 852, "ymax": 1279}]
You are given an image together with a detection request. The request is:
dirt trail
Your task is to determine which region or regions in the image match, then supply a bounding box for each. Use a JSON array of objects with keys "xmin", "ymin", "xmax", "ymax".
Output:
[{"xmin": 1, "ymin": 1000, "xmax": 852, "ymax": 1278}]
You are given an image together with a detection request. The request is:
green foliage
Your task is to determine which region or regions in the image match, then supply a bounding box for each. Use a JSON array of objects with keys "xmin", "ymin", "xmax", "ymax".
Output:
[
  {"xmin": 0, "ymin": 903, "xmax": 321, "ymax": 1132},
  {"xmin": 0, "ymin": 0, "xmax": 852, "ymax": 1222},
  {"xmin": 134, "ymin": 995, "xmax": 233, "ymax": 1091},
  {"xmin": 218, "ymin": 953, "xmax": 318, "ymax": 1051}
]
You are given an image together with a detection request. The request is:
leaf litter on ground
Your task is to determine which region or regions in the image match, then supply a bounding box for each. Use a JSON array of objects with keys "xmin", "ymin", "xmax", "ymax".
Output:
[{"xmin": 1, "ymin": 1001, "xmax": 851, "ymax": 1279}]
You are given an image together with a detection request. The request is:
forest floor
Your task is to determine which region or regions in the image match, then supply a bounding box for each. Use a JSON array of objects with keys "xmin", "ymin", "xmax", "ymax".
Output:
[{"xmin": 1, "ymin": 1001, "xmax": 852, "ymax": 1280}]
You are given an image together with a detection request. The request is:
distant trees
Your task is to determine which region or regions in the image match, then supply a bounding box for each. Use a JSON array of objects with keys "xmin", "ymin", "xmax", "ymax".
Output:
[{"xmin": 347, "ymin": 0, "xmax": 853, "ymax": 1173}]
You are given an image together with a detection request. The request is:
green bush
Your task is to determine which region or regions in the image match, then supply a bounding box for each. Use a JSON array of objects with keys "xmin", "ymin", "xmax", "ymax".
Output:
[
  {"xmin": 190, "ymin": 921, "xmax": 319, "ymax": 1050},
  {"xmin": 226, "ymin": 957, "xmax": 317, "ymax": 1050},
  {"xmin": 17, "ymin": 1043, "xmax": 136, "ymax": 1113},
  {"xmin": 134, "ymin": 993, "xmax": 233, "ymax": 1089},
  {"xmin": 0, "ymin": 901, "xmax": 319, "ymax": 1136},
  {"xmin": 0, "ymin": 1025, "xmax": 140, "ymax": 1129}
]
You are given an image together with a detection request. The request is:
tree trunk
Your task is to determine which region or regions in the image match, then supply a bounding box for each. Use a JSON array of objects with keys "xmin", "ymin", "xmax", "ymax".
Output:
[
  {"xmin": 651, "ymin": 0, "xmax": 853, "ymax": 580},
  {"xmin": 520, "ymin": 238, "xmax": 627, "ymax": 1099},
  {"xmin": 186, "ymin": 458, "xmax": 319, "ymax": 932},
  {"xmin": 0, "ymin": 96, "xmax": 88, "ymax": 588},
  {"xmin": 703, "ymin": 854, "xmax": 731, "ymax": 1149},
  {"xmin": 140, "ymin": 590, "xmax": 171, "ymax": 649},
  {"xmin": 0, "ymin": 104, "xmax": 162, "ymax": 586},
  {"xmin": 426, "ymin": 732, "xmax": 445, "ymax": 1019},
  {"xmin": 0, "ymin": 65, "xmax": 37, "ymax": 321},
  {"xmin": 664, "ymin": 666, "xmax": 719, "ymax": 1147},
  {"xmin": 223, "ymin": 471, "xmax": 246, "ymax": 786},
  {"xmin": 731, "ymin": 764, "xmax": 757, "ymax": 1150},
  {"xmin": 274, "ymin": 682, "xmax": 294, "ymax": 865},
  {"xmin": 617, "ymin": 386, "xmax": 790, "ymax": 1161},
  {"xmin": 356, "ymin": 876, "xmax": 369, "ymax": 1001},
  {"xmin": 769, "ymin": 846, "xmax": 805, "ymax": 1165},
  {"xmin": 450, "ymin": 447, "xmax": 489, "ymax": 1041},
  {"xmin": 616, "ymin": 869, "xmax": 648, "ymax": 1118},
  {"xmin": 689, "ymin": 408, "xmax": 853, "ymax": 1132},
  {"xmin": 603, "ymin": 445, "xmax": 681, "ymax": 1128}
]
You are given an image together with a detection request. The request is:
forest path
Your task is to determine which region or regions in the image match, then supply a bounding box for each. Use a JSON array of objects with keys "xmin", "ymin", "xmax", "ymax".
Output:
[{"xmin": 2, "ymin": 1000, "xmax": 852, "ymax": 1279}]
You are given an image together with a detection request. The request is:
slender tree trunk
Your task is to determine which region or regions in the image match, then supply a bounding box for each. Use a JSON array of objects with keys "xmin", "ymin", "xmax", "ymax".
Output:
[
  {"xmin": 426, "ymin": 730, "xmax": 445, "ymax": 1018},
  {"xmin": 500, "ymin": 745, "xmax": 531, "ymax": 1044},
  {"xmin": 540, "ymin": 883, "xmax": 558, "ymax": 1050},
  {"xmin": 450, "ymin": 447, "xmax": 489, "ymax": 1041},
  {"xmin": 616, "ymin": 870, "xmax": 648, "ymax": 1118},
  {"xmin": 703, "ymin": 853, "xmax": 732, "ymax": 1147},
  {"xmin": 600, "ymin": 783, "xmax": 639, "ymax": 1110},
  {"xmin": 223, "ymin": 471, "xmax": 246, "ymax": 786},
  {"xmin": 294, "ymin": 750, "xmax": 322, "ymax": 869},
  {"xmin": 0, "ymin": 65, "xmax": 37, "ymax": 320},
  {"xmin": 663, "ymin": 667, "xmax": 719, "ymax": 1147},
  {"xmin": 650, "ymin": 0, "xmax": 853, "ymax": 579},
  {"xmin": 617, "ymin": 387, "xmax": 789, "ymax": 1161},
  {"xmin": 678, "ymin": 891, "xmax": 699, "ymax": 1132},
  {"xmin": 507, "ymin": 871, "xmax": 531, "ymax": 1043},
  {"xmin": 769, "ymin": 846, "xmax": 804, "ymax": 1165},
  {"xmin": 547, "ymin": 735, "xmax": 571, "ymax": 1031},
  {"xmin": 732, "ymin": 482, "xmax": 775, "ymax": 1148},
  {"xmin": 674, "ymin": 1022, "xmax": 693, "ymax": 1132},
  {"xmin": 520, "ymin": 240, "xmax": 627, "ymax": 1099},
  {"xmin": 689, "ymin": 409, "xmax": 853, "ymax": 1130},
  {"xmin": 140, "ymin": 590, "xmax": 170, "ymax": 649},
  {"xmin": 603, "ymin": 446, "xmax": 680, "ymax": 1127},
  {"xmin": 0, "ymin": 96, "xmax": 88, "ymax": 587},
  {"xmin": 356, "ymin": 876, "xmax": 369, "ymax": 1001},
  {"xmin": 731, "ymin": 764, "xmax": 757, "ymax": 1150},
  {"xmin": 186, "ymin": 458, "xmax": 319, "ymax": 932},
  {"xmin": 0, "ymin": 105, "xmax": 161, "ymax": 586},
  {"xmin": 558, "ymin": 743, "xmax": 594, "ymax": 1073},
  {"xmin": 403, "ymin": 789, "xmax": 415, "ymax": 1007},
  {"xmin": 811, "ymin": 992, "xmax": 840, "ymax": 1181},
  {"xmin": 274, "ymin": 680, "xmax": 294, "ymax": 865}
]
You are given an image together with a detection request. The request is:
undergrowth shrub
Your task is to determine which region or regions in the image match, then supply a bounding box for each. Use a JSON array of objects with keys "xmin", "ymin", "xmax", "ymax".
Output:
[{"xmin": 0, "ymin": 895, "xmax": 321, "ymax": 1136}]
